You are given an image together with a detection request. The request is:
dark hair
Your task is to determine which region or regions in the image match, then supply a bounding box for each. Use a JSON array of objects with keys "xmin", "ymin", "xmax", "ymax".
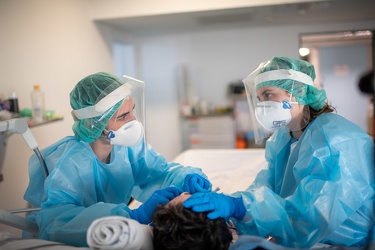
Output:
[
  {"xmin": 291, "ymin": 102, "xmax": 336, "ymax": 137},
  {"xmin": 152, "ymin": 203, "xmax": 233, "ymax": 250},
  {"xmin": 309, "ymin": 102, "xmax": 336, "ymax": 122},
  {"xmin": 358, "ymin": 70, "xmax": 374, "ymax": 94}
]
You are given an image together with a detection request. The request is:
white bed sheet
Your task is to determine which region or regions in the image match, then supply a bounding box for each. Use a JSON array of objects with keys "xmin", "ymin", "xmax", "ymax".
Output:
[{"xmin": 173, "ymin": 148, "xmax": 267, "ymax": 194}]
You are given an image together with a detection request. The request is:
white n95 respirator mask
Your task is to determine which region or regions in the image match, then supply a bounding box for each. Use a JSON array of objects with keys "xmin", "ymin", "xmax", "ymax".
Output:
[
  {"xmin": 106, "ymin": 120, "xmax": 144, "ymax": 147},
  {"xmin": 255, "ymin": 100, "xmax": 293, "ymax": 131}
]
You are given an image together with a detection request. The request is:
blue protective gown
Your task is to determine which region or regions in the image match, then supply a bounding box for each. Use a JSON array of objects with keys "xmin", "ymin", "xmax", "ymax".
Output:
[
  {"xmin": 24, "ymin": 136, "xmax": 206, "ymax": 247},
  {"xmin": 233, "ymin": 113, "xmax": 375, "ymax": 248}
]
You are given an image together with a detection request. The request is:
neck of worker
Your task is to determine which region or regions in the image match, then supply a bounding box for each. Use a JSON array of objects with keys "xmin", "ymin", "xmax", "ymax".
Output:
[
  {"xmin": 90, "ymin": 137, "xmax": 113, "ymax": 163},
  {"xmin": 292, "ymin": 130, "xmax": 303, "ymax": 140}
]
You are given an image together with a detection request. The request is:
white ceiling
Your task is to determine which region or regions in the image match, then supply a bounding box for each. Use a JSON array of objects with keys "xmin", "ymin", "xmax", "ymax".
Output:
[{"xmin": 96, "ymin": 0, "xmax": 375, "ymax": 36}]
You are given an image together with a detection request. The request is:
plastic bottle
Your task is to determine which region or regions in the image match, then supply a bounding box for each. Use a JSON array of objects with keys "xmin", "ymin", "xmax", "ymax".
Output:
[
  {"xmin": 31, "ymin": 84, "xmax": 45, "ymax": 123},
  {"xmin": 8, "ymin": 91, "xmax": 19, "ymax": 113}
]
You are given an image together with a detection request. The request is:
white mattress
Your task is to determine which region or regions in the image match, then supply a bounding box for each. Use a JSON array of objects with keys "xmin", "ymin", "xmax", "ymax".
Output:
[{"xmin": 172, "ymin": 148, "xmax": 267, "ymax": 194}]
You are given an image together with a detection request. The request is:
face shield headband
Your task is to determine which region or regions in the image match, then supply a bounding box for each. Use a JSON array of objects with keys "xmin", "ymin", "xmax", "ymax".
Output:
[
  {"xmin": 254, "ymin": 69, "xmax": 314, "ymax": 87},
  {"xmin": 72, "ymin": 83, "xmax": 132, "ymax": 120},
  {"xmin": 243, "ymin": 63, "xmax": 312, "ymax": 144}
]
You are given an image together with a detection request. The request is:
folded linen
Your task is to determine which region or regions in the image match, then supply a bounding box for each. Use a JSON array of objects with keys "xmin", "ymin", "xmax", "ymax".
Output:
[{"xmin": 86, "ymin": 216, "xmax": 153, "ymax": 250}]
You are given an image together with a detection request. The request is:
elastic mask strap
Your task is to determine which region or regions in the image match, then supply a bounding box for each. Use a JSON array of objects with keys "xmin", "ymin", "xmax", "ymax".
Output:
[
  {"xmin": 288, "ymin": 87, "xmax": 299, "ymax": 105},
  {"xmin": 281, "ymin": 95, "xmax": 298, "ymax": 110},
  {"xmin": 102, "ymin": 128, "xmax": 115, "ymax": 140},
  {"xmin": 289, "ymin": 81, "xmax": 295, "ymax": 101}
]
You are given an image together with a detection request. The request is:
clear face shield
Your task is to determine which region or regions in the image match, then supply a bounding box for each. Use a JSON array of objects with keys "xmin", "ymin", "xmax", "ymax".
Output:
[
  {"xmin": 72, "ymin": 75, "xmax": 146, "ymax": 154},
  {"xmin": 243, "ymin": 61, "xmax": 312, "ymax": 144},
  {"xmin": 102, "ymin": 76, "xmax": 146, "ymax": 149}
]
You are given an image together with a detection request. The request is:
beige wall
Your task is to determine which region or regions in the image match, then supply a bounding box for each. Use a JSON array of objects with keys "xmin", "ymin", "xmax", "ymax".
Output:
[{"xmin": 0, "ymin": 0, "xmax": 122, "ymax": 236}]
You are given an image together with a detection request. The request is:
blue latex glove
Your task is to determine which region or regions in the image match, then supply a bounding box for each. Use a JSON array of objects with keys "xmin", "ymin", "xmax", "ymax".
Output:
[
  {"xmin": 129, "ymin": 186, "xmax": 183, "ymax": 224},
  {"xmin": 182, "ymin": 174, "xmax": 212, "ymax": 194},
  {"xmin": 183, "ymin": 192, "xmax": 246, "ymax": 220}
]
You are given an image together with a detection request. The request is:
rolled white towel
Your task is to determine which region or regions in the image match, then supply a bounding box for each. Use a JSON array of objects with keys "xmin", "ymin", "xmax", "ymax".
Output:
[{"xmin": 87, "ymin": 216, "xmax": 153, "ymax": 250}]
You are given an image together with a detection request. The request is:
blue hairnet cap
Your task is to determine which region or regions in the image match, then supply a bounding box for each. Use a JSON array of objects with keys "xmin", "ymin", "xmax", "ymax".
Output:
[
  {"xmin": 70, "ymin": 72, "xmax": 124, "ymax": 143},
  {"xmin": 257, "ymin": 56, "xmax": 327, "ymax": 110}
]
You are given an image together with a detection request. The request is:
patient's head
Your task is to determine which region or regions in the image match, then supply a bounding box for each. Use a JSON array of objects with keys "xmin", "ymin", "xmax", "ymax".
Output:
[{"xmin": 152, "ymin": 193, "xmax": 233, "ymax": 250}]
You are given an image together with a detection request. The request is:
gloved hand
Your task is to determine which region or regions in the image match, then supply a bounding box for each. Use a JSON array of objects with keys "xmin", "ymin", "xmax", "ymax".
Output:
[
  {"xmin": 183, "ymin": 192, "xmax": 246, "ymax": 220},
  {"xmin": 129, "ymin": 186, "xmax": 182, "ymax": 224},
  {"xmin": 182, "ymin": 174, "xmax": 212, "ymax": 194}
]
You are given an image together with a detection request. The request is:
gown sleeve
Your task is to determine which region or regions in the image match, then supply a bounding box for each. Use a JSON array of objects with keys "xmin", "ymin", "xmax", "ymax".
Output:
[
  {"xmin": 129, "ymin": 143, "xmax": 208, "ymax": 202},
  {"xmin": 24, "ymin": 138, "xmax": 208, "ymax": 247}
]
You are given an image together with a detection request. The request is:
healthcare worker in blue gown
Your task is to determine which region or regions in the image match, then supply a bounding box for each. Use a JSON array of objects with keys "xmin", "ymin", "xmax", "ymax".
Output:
[
  {"xmin": 24, "ymin": 72, "xmax": 212, "ymax": 247},
  {"xmin": 184, "ymin": 57, "xmax": 375, "ymax": 248}
]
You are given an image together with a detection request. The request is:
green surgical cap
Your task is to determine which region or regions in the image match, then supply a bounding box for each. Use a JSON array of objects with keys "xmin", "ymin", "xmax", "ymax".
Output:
[
  {"xmin": 257, "ymin": 56, "xmax": 326, "ymax": 110},
  {"xmin": 70, "ymin": 72, "xmax": 124, "ymax": 143}
]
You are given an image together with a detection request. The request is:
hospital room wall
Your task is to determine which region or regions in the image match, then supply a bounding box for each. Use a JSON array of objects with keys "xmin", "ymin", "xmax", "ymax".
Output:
[{"xmin": 136, "ymin": 19, "xmax": 375, "ymax": 161}]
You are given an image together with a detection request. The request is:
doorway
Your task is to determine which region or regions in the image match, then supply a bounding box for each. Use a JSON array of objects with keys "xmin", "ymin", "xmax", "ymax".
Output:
[{"xmin": 299, "ymin": 30, "xmax": 373, "ymax": 135}]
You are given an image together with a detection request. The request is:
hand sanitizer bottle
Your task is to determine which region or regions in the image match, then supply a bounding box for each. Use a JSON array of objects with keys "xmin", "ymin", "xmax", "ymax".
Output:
[{"xmin": 31, "ymin": 84, "xmax": 45, "ymax": 123}]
